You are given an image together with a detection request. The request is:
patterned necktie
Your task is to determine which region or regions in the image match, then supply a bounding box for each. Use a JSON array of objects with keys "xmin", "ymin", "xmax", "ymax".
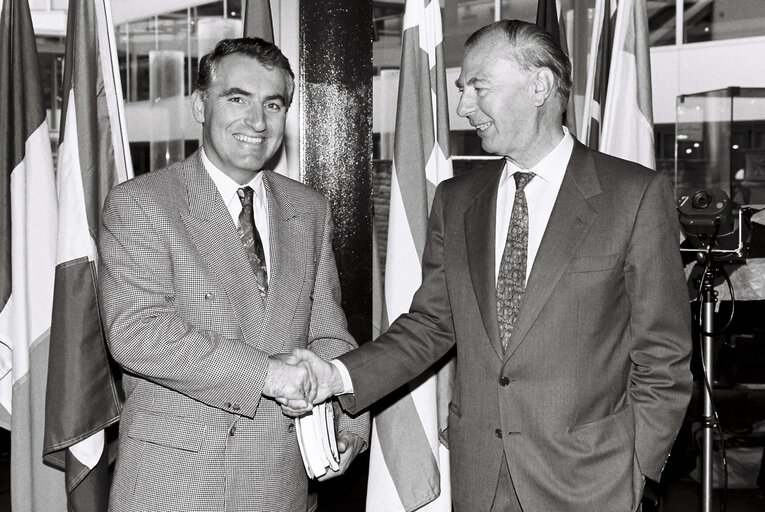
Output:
[
  {"xmin": 237, "ymin": 186, "xmax": 268, "ymax": 300},
  {"xmin": 496, "ymin": 172, "xmax": 535, "ymax": 352}
]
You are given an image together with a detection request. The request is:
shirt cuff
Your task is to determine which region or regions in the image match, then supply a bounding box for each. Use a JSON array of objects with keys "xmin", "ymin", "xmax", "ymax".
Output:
[{"xmin": 329, "ymin": 359, "xmax": 354, "ymax": 395}]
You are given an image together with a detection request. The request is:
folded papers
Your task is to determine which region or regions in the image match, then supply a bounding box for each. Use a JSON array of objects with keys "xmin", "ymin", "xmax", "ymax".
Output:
[{"xmin": 295, "ymin": 402, "xmax": 340, "ymax": 478}]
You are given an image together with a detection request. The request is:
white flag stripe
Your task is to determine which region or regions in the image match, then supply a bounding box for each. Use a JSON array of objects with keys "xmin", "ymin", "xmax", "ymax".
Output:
[
  {"xmin": 55, "ymin": 95, "xmax": 98, "ymax": 266},
  {"xmin": 383, "ymin": 170, "xmax": 422, "ymax": 315},
  {"xmin": 69, "ymin": 430, "xmax": 105, "ymax": 470},
  {"xmin": 601, "ymin": 57, "xmax": 655, "ymax": 167},
  {"xmin": 425, "ymin": 134, "xmax": 451, "ymax": 187},
  {"xmin": 0, "ymin": 124, "xmax": 58, "ymax": 404},
  {"xmin": 367, "ymin": 430, "xmax": 407, "ymax": 511}
]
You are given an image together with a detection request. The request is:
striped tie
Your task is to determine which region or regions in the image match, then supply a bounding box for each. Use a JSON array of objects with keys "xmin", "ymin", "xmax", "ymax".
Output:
[
  {"xmin": 496, "ymin": 172, "xmax": 534, "ymax": 352},
  {"xmin": 237, "ymin": 187, "xmax": 268, "ymax": 300}
]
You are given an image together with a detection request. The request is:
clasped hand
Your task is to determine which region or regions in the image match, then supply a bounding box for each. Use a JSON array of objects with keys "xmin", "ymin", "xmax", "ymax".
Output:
[{"xmin": 262, "ymin": 349, "xmax": 340, "ymax": 416}]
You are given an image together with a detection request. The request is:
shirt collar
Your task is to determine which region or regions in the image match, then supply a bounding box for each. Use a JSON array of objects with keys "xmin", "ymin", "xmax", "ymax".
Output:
[
  {"xmin": 200, "ymin": 148, "xmax": 263, "ymax": 204},
  {"xmin": 500, "ymin": 127, "xmax": 574, "ymax": 186}
]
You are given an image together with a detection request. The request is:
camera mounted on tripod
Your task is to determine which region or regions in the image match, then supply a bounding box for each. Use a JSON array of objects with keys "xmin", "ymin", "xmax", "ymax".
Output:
[{"xmin": 677, "ymin": 188, "xmax": 752, "ymax": 263}]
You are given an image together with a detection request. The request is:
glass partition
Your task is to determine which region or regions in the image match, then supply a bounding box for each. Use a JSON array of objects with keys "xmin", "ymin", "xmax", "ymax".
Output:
[{"xmin": 676, "ymin": 87, "xmax": 765, "ymax": 205}]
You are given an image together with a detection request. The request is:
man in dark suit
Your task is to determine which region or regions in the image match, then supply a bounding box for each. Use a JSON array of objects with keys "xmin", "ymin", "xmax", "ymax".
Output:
[
  {"xmin": 98, "ymin": 37, "xmax": 369, "ymax": 512},
  {"xmin": 288, "ymin": 20, "xmax": 692, "ymax": 511}
]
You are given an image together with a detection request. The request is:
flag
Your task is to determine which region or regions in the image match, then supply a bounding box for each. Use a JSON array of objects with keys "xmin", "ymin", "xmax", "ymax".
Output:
[
  {"xmin": 536, "ymin": 0, "xmax": 577, "ymax": 137},
  {"xmin": 0, "ymin": 0, "xmax": 67, "ymax": 510},
  {"xmin": 367, "ymin": 0, "xmax": 453, "ymax": 510},
  {"xmin": 600, "ymin": 0, "xmax": 656, "ymax": 169},
  {"xmin": 580, "ymin": 0, "xmax": 617, "ymax": 148},
  {"xmin": 244, "ymin": 0, "xmax": 273, "ymax": 42},
  {"xmin": 536, "ymin": 0, "xmax": 561, "ymax": 42},
  {"xmin": 42, "ymin": 0, "xmax": 133, "ymax": 509}
]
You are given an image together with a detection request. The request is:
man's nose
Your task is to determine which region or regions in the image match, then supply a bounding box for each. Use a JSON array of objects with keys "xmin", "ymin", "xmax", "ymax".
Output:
[
  {"xmin": 245, "ymin": 105, "xmax": 267, "ymax": 131},
  {"xmin": 456, "ymin": 91, "xmax": 474, "ymax": 118}
]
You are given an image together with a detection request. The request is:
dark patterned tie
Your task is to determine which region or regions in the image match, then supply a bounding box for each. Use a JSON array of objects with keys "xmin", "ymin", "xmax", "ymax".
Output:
[
  {"xmin": 237, "ymin": 187, "xmax": 268, "ymax": 300},
  {"xmin": 497, "ymin": 172, "xmax": 535, "ymax": 352}
]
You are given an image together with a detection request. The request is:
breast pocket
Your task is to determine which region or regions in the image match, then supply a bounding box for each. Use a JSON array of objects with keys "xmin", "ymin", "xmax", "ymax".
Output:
[{"xmin": 564, "ymin": 253, "xmax": 619, "ymax": 274}]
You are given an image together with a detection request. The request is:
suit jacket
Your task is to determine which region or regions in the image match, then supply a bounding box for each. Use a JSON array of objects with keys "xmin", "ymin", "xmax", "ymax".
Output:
[
  {"xmin": 99, "ymin": 150, "xmax": 369, "ymax": 512},
  {"xmin": 339, "ymin": 141, "xmax": 692, "ymax": 512}
]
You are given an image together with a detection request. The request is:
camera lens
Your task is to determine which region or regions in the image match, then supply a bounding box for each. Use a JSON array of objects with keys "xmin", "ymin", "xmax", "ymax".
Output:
[{"xmin": 692, "ymin": 190, "xmax": 713, "ymax": 210}]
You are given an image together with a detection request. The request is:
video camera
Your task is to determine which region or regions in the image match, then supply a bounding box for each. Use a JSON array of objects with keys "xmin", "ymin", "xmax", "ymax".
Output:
[{"xmin": 677, "ymin": 188, "xmax": 752, "ymax": 263}]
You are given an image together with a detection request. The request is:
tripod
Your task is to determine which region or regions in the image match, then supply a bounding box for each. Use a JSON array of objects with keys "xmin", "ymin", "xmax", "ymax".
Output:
[
  {"xmin": 698, "ymin": 259, "xmax": 717, "ymax": 512},
  {"xmin": 694, "ymin": 252, "xmax": 732, "ymax": 512}
]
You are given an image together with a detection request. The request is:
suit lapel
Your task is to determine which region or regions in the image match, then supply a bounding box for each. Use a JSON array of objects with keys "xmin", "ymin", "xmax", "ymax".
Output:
[
  {"xmin": 179, "ymin": 150, "xmax": 267, "ymax": 347},
  {"xmin": 464, "ymin": 162, "xmax": 505, "ymax": 359},
  {"xmin": 504, "ymin": 141, "xmax": 601, "ymax": 358},
  {"xmin": 261, "ymin": 172, "xmax": 305, "ymax": 354}
]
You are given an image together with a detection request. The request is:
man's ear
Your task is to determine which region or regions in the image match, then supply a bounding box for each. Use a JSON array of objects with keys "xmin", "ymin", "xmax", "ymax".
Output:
[
  {"xmin": 532, "ymin": 68, "xmax": 555, "ymax": 107},
  {"xmin": 191, "ymin": 90, "xmax": 205, "ymax": 124}
]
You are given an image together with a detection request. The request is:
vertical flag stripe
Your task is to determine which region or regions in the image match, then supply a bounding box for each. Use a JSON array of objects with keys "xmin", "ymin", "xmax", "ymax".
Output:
[
  {"xmin": 586, "ymin": 0, "xmax": 616, "ymax": 149},
  {"xmin": 535, "ymin": 0, "xmax": 561, "ymax": 44},
  {"xmin": 43, "ymin": 0, "xmax": 132, "ymax": 510},
  {"xmin": 368, "ymin": 0, "xmax": 453, "ymax": 510},
  {"xmin": 70, "ymin": 0, "xmax": 122, "ymax": 239},
  {"xmin": 95, "ymin": 0, "xmax": 132, "ymax": 187},
  {"xmin": 392, "ymin": 25, "xmax": 431, "ymax": 260}
]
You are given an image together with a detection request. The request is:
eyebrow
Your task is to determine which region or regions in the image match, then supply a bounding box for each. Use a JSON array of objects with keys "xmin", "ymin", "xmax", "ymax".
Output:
[
  {"xmin": 220, "ymin": 87, "xmax": 251, "ymax": 97},
  {"xmin": 455, "ymin": 76, "xmax": 479, "ymax": 89},
  {"xmin": 220, "ymin": 87, "xmax": 286, "ymax": 104}
]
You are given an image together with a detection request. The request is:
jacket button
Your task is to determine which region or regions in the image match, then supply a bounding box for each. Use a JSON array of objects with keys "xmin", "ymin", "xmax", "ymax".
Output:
[
  {"xmin": 495, "ymin": 428, "xmax": 503, "ymax": 439},
  {"xmin": 499, "ymin": 376, "xmax": 510, "ymax": 386},
  {"xmin": 229, "ymin": 425, "xmax": 237, "ymax": 436},
  {"xmin": 204, "ymin": 292, "xmax": 215, "ymax": 301},
  {"xmin": 224, "ymin": 402, "xmax": 231, "ymax": 409},
  {"xmin": 231, "ymin": 404, "xmax": 240, "ymax": 412}
]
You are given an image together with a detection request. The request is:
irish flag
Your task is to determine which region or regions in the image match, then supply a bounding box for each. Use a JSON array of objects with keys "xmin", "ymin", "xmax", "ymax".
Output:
[
  {"xmin": 42, "ymin": 0, "xmax": 132, "ymax": 510},
  {"xmin": 0, "ymin": 0, "xmax": 66, "ymax": 510}
]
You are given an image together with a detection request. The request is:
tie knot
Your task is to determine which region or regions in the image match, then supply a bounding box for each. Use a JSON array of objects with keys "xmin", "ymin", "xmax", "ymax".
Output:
[
  {"xmin": 237, "ymin": 186, "xmax": 254, "ymax": 207},
  {"xmin": 513, "ymin": 172, "xmax": 534, "ymax": 192}
]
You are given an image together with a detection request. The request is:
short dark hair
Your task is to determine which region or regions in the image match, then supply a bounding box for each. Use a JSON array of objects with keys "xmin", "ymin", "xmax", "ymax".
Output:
[
  {"xmin": 466, "ymin": 20, "xmax": 572, "ymax": 109},
  {"xmin": 195, "ymin": 37, "xmax": 295, "ymax": 105}
]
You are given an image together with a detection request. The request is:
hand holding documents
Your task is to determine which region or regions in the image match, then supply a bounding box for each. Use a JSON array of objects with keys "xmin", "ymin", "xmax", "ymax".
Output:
[{"xmin": 295, "ymin": 402, "xmax": 340, "ymax": 478}]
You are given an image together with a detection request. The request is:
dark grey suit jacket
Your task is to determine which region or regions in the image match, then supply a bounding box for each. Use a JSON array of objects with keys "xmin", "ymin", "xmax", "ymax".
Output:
[
  {"xmin": 99, "ymin": 150, "xmax": 369, "ymax": 512},
  {"xmin": 340, "ymin": 141, "xmax": 692, "ymax": 512}
]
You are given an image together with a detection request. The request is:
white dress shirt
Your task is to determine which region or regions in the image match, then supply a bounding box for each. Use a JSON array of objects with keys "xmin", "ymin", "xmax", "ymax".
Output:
[
  {"xmin": 201, "ymin": 148, "xmax": 271, "ymax": 275},
  {"xmin": 332, "ymin": 128, "xmax": 574, "ymax": 394},
  {"xmin": 495, "ymin": 129, "xmax": 573, "ymax": 284}
]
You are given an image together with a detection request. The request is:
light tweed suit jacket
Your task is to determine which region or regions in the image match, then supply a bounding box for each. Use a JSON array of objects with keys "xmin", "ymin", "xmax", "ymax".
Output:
[
  {"xmin": 339, "ymin": 141, "xmax": 692, "ymax": 512},
  {"xmin": 99, "ymin": 149, "xmax": 369, "ymax": 512}
]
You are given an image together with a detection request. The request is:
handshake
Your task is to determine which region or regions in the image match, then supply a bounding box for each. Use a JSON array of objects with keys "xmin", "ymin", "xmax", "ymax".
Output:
[{"xmin": 262, "ymin": 348, "xmax": 346, "ymax": 416}]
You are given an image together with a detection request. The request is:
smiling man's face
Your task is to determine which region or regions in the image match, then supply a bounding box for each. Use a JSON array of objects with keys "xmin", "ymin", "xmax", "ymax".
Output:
[
  {"xmin": 455, "ymin": 37, "xmax": 541, "ymax": 162},
  {"xmin": 192, "ymin": 53, "xmax": 289, "ymax": 183}
]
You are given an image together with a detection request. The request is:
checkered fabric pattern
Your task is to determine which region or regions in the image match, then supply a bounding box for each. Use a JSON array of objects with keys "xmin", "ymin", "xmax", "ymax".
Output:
[
  {"xmin": 496, "ymin": 172, "xmax": 534, "ymax": 352},
  {"xmin": 98, "ymin": 150, "xmax": 369, "ymax": 512}
]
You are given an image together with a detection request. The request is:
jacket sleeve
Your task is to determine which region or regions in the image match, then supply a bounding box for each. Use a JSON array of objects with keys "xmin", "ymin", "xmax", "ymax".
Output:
[
  {"xmin": 338, "ymin": 183, "xmax": 456, "ymax": 414},
  {"xmin": 306, "ymin": 204, "xmax": 370, "ymax": 443},
  {"xmin": 98, "ymin": 186, "xmax": 271, "ymax": 419},
  {"xmin": 625, "ymin": 172, "xmax": 693, "ymax": 481}
]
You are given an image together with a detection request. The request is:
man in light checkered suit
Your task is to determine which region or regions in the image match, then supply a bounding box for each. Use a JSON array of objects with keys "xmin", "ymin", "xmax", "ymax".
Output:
[{"xmin": 98, "ymin": 37, "xmax": 369, "ymax": 512}]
